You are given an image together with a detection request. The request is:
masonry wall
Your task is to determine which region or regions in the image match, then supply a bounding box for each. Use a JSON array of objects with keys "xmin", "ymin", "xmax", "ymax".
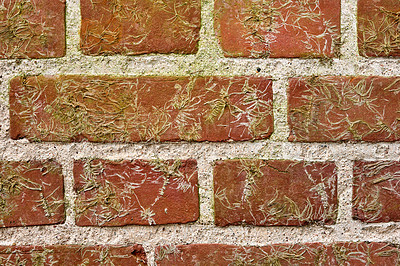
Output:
[{"xmin": 1, "ymin": 0, "xmax": 400, "ymax": 265}]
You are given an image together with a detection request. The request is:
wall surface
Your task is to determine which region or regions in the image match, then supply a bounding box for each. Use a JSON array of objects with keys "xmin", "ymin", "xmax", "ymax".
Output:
[{"xmin": 1, "ymin": 0, "xmax": 400, "ymax": 265}]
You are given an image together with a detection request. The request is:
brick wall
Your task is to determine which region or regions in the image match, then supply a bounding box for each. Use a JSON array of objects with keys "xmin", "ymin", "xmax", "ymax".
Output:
[{"xmin": 1, "ymin": 0, "xmax": 400, "ymax": 265}]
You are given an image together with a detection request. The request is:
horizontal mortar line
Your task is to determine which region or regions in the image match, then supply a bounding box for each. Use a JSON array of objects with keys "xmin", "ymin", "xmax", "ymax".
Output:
[
  {"xmin": 0, "ymin": 141, "xmax": 400, "ymax": 161},
  {"xmin": 0, "ymin": 57, "xmax": 399, "ymax": 73},
  {"xmin": 0, "ymin": 223, "xmax": 399, "ymax": 245}
]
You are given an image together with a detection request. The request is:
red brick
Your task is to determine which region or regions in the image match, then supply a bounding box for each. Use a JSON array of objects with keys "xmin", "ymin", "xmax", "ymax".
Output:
[
  {"xmin": 0, "ymin": 0, "xmax": 65, "ymax": 58},
  {"xmin": 0, "ymin": 160, "xmax": 64, "ymax": 227},
  {"xmin": 74, "ymin": 159, "xmax": 199, "ymax": 226},
  {"xmin": 156, "ymin": 242, "xmax": 400, "ymax": 265},
  {"xmin": 155, "ymin": 243, "xmax": 330, "ymax": 265},
  {"xmin": 353, "ymin": 161, "xmax": 400, "ymax": 223},
  {"xmin": 358, "ymin": 0, "xmax": 400, "ymax": 57},
  {"xmin": 10, "ymin": 75, "xmax": 273, "ymax": 143},
  {"xmin": 214, "ymin": 0, "xmax": 340, "ymax": 58},
  {"xmin": 213, "ymin": 159, "xmax": 337, "ymax": 226},
  {"xmin": 0, "ymin": 245, "xmax": 147, "ymax": 265},
  {"xmin": 80, "ymin": 0, "xmax": 201, "ymax": 55},
  {"xmin": 288, "ymin": 76, "xmax": 400, "ymax": 142},
  {"xmin": 332, "ymin": 242, "xmax": 400, "ymax": 265}
]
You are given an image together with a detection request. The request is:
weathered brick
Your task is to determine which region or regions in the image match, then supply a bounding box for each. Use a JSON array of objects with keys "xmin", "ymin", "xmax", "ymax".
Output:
[
  {"xmin": 0, "ymin": 160, "xmax": 64, "ymax": 227},
  {"xmin": 156, "ymin": 242, "xmax": 400, "ymax": 265},
  {"xmin": 214, "ymin": 0, "xmax": 340, "ymax": 58},
  {"xmin": 0, "ymin": 245, "xmax": 147, "ymax": 265},
  {"xmin": 288, "ymin": 76, "xmax": 400, "ymax": 142},
  {"xmin": 80, "ymin": 0, "xmax": 201, "ymax": 55},
  {"xmin": 10, "ymin": 75, "xmax": 273, "ymax": 143},
  {"xmin": 353, "ymin": 161, "xmax": 400, "ymax": 223},
  {"xmin": 0, "ymin": 0, "xmax": 65, "ymax": 58},
  {"xmin": 358, "ymin": 0, "xmax": 400, "ymax": 57},
  {"xmin": 213, "ymin": 159, "xmax": 337, "ymax": 226},
  {"xmin": 332, "ymin": 242, "xmax": 400, "ymax": 265},
  {"xmin": 74, "ymin": 159, "xmax": 199, "ymax": 226},
  {"xmin": 155, "ymin": 243, "xmax": 329, "ymax": 265}
]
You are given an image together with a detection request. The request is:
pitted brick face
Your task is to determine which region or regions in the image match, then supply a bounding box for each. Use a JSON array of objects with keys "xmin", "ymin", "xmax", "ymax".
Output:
[
  {"xmin": 288, "ymin": 76, "xmax": 400, "ymax": 142},
  {"xmin": 0, "ymin": 245, "xmax": 147, "ymax": 265},
  {"xmin": 358, "ymin": 0, "xmax": 400, "ymax": 57},
  {"xmin": 0, "ymin": 160, "xmax": 65, "ymax": 227},
  {"xmin": 214, "ymin": 0, "xmax": 341, "ymax": 58},
  {"xmin": 9, "ymin": 75, "xmax": 273, "ymax": 143},
  {"xmin": 213, "ymin": 159, "xmax": 337, "ymax": 226},
  {"xmin": 74, "ymin": 159, "xmax": 199, "ymax": 226},
  {"xmin": 80, "ymin": 0, "xmax": 201, "ymax": 55},
  {"xmin": 0, "ymin": 0, "xmax": 65, "ymax": 58}
]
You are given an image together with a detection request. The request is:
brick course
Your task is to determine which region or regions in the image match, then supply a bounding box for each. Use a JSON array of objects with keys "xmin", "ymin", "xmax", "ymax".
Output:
[
  {"xmin": 0, "ymin": 0, "xmax": 65, "ymax": 58},
  {"xmin": 74, "ymin": 159, "xmax": 199, "ymax": 226},
  {"xmin": 0, "ymin": 160, "xmax": 64, "ymax": 227},
  {"xmin": 214, "ymin": 0, "xmax": 340, "ymax": 58},
  {"xmin": 213, "ymin": 159, "xmax": 337, "ymax": 226},
  {"xmin": 0, "ymin": 245, "xmax": 147, "ymax": 265},
  {"xmin": 288, "ymin": 76, "xmax": 400, "ymax": 142},
  {"xmin": 10, "ymin": 75, "xmax": 273, "ymax": 143},
  {"xmin": 80, "ymin": 0, "xmax": 201, "ymax": 55}
]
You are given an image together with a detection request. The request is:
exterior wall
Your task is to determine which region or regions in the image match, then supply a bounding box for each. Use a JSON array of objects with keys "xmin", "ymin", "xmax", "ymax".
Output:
[{"xmin": 1, "ymin": 0, "xmax": 400, "ymax": 264}]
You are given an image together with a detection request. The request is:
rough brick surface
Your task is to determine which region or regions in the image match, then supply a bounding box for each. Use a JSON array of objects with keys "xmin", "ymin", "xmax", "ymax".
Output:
[
  {"xmin": 0, "ymin": 160, "xmax": 64, "ymax": 227},
  {"xmin": 10, "ymin": 75, "xmax": 273, "ymax": 143},
  {"xmin": 214, "ymin": 0, "xmax": 340, "ymax": 58},
  {"xmin": 155, "ymin": 242, "xmax": 400, "ymax": 265},
  {"xmin": 74, "ymin": 159, "xmax": 198, "ymax": 226},
  {"xmin": 288, "ymin": 76, "xmax": 400, "ymax": 142},
  {"xmin": 0, "ymin": 245, "xmax": 147, "ymax": 265},
  {"xmin": 353, "ymin": 161, "xmax": 400, "ymax": 223},
  {"xmin": 358, "ymin": 0, "xmax": 400, "ymax": 57},
  {"xmin": 80, "ymin": 0, "xmax": 201, "ymax": 55},
  {"xmin": 0, "ymin": 0, "xmax": 65, "ymax": 58},
  {"xmin": 213, "ymin": 159, "xmax": 337, "ymax": 226},
  {"xmin": 332, "ymin": 242, "xmax": 400, "ymax": 265}
]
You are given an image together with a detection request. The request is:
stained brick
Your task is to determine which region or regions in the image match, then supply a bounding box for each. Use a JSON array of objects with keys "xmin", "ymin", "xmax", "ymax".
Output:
[
  {"xmin": 214, "ymin": 0, "xmax": 340, "ymax": 58},
  {"xmin": 0, "ymin": 245, "xmax": 147, "ymax": 265},
  {"xmin": 74, "ymin": 159, "xmax": 199, "ymax": 226},
  {"xmin": 288, "ymin": 76, "xmax": 400, "ymax": 142},
  {"xmin": 353, "ymin": 161, "xmax": 400, "ymax": 223},
  {"xmin": 213, "ymin": 159, "xmax": 337, "ymax": 226},
  {"xmin": 156, "ymin": 242, "xmax": 400, "ymax": 265},
  {"xmin": 80, "ymin": 0, "xmax": 201, "ymax": 55},
  {"xmin": 0, "ymin": 0, "xmax": 65, "ymax": 58},
  {"xmin": 358, "ymin": 0, "xmax": 400, "ymax": 57},
  {"xmin": 10, "ymin": 75, "xmax": 273, "ymax": 143},
  {"xmin": 0, "ymin": 160, "xmax": 64, "ymax": 227},
  {"xmin": 155, "ymin": 243, "xmax": 329, "ymax": 265},
  {"xmin": 332, "ymin": 242, "xmax": 400, "ymax": 265}
]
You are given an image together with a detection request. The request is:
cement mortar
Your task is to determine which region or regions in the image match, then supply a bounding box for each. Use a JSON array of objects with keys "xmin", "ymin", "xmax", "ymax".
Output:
[{"xmin": 0, "ymin": 0, "xmax": 400, "ymax": 265}]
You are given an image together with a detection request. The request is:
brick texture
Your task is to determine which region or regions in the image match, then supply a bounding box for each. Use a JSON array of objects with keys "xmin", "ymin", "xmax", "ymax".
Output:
[
  {"xmin": 80, "ymin": 0, "xmax": 201, "ymax": 55},
  {"xmin": 0, "ymin": 0, "xmax": 65, "ymax": 58},
  {"xmin": 214, "ymin": 0, "xmax": 340, "ymax": 58},
  {"xmin": 0, "ymin": 245, "xmax": 147, "ymax": 265},
  {"xmin": 353, "ymin": 161, "xmax": 400, "ymax": 223},
  {"xmin": 288, "ymin": 76, "xmax": 400, "ymax": 142},
  {"xmin": 358, "ymin": 0, "xmax": 400, "ymax": 57},
  {"xmin": 10, "ymin": 75, "xmax": 273, "ymax": 143},
  {"xmin": 155, "ymin": 242, "xmax": 400, "ymax": 265},
  {"xmin": 213, "ymin": 159, "xmax": 337, "ymax": 226},
  {"xmin": 0, "ymin": 160, "xmax": 64, "ymax": 227},
  {"xmin": 74, "ymin": 159, "xmax": 199, "ymax": 226}
]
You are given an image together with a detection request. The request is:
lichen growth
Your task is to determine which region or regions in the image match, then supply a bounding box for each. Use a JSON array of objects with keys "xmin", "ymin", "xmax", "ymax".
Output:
[
  {"xmin": 0, "ymin": 0, "xmax": 50, "ymax": 58},
  {"xmin": 359, "ymin": 5, "xmax": 400, "ymax": 56},
  {"xmin": 12, "ymin": 76, "xmax": 273, "ymax": 143}
]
